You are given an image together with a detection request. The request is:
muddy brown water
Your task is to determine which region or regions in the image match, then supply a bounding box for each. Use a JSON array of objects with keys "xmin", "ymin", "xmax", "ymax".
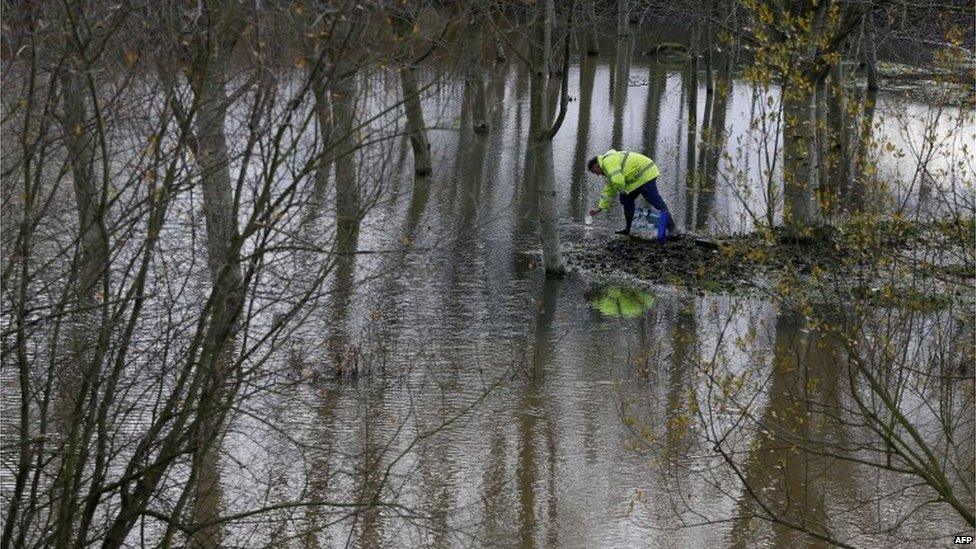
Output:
[
  {"xmin": 2, "ymin": 45, "xmax": 969, "ymax": 547},
  {"xmin": 209, "ymin": 53, "xmax": 976, "ymax": 548}
]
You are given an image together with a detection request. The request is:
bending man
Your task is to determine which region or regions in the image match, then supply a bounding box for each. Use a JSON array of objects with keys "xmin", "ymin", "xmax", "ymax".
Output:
[{"xmin": 587, "ymin": 149, "xmax": 677, "ymax": 236}]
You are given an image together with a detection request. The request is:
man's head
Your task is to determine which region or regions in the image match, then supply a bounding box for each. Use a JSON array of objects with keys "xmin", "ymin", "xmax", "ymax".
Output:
[{"xmin": 587, "ymin": 156, "xmax": 603, "ymax": 175}]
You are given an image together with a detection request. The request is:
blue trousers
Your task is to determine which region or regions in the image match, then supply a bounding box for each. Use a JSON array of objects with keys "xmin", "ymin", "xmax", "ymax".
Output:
[{"xmin": 619, "ymin": 178, "xmax": 676, "ymax": 232}]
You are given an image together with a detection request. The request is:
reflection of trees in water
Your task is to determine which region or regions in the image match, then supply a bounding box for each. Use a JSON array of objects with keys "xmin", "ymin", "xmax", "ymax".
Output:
[
  {"xmin": 403, "ymin": 175, "xmax": 431, "ymax": 246},
  {"xmin": 725, "ymin": 312, "xmax": 832, "ymax": 547},
  {"xmin": 665, "ymin": 300, "xmax": 697, "ymax": 457},
  {"xmin": 456, "ymin": 93, "xmax": 489, "ymax": 234},
  {"xmin": 346, "ymin": 386, "xmax": 387, "ymax": 547},
  {"xmin": 516, "ymin": 277, "xmax": 562, "ymax": 548},
  {"xmin": 482, "ymin": 409, "xmax": 514, "ymax": 543},
  {"xmin": 445, "ymin": 107, "xmax": 489, "ymax": 326},
  {"xmin": 480, "ymin": 64, "xmax": 509, "ymax": 211},
  {"xmin": 513, "ymin": 60, "xmax": 535, "ymax": 245},
  {"xmin": 648, "ymin": 301, "xmax": 976, "ymax": 546},
  {"xmin": 300, "ymin": 386, "xmax": 343, "ymax": 548},
  {"xmin": 6, "ymin": 1, "xmax": 973, "ymax": 546}
]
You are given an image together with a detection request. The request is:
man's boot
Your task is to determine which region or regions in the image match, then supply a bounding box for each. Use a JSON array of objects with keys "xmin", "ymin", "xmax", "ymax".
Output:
[{"xmin": 617, "ymin": 209, "xmax": 633, "ymax": 235}]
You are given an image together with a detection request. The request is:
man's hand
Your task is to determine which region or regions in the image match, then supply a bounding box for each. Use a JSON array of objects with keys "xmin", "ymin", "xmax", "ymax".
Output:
[{"xmin": 588, "ymin": 208, "xmax": 601, "ymax": 217}]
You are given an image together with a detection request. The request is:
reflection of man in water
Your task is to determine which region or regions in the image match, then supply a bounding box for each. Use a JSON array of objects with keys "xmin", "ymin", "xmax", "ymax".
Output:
[{"xmin": 587, "ymin": 149, "xmax": 677, "ymax": 236}]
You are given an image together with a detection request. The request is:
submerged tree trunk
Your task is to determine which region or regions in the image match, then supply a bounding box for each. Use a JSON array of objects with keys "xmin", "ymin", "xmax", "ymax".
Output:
[
  {"xmin": 584, "ymin": 1, "xmax": 599, "ymax": 55},
  {"xmin": 62, "ymin": 75, "xmax": 107, "ymax": 312},
  {"xmin": 642, "ymin": 60, "xmax": 666, "ymax": 156},
  {"xmin": 696, "ymin": 53, "xmax": 732, "ymax": 229},
  {"xmin": 685, "ymin": 23, "xmax": 699, "ymax": 194},
  {"xmin": 195, "ymin": 85, "xmax": 243, "ymax": 289},
  {"xmin": 456, "ymin": 82, "xmax": 476, "ymax": 189},
  {"xmin": 814, "ymin": 75, "xmax": 828, "ymax": 206},
  {"xmin": 611, "ymin": 36, "xmax": 631, "ymax": 149},
  {"xmin": 742, "ymin": 0, "xmax": 867, "ymax": 230},
  {"xmin": 782, "ymin": 77, "xmax": 818, "ymax": 228},
  {"xmin": 863, "ymin": 16, "xmax": 878, "ymax": 93},
  {"xmin": 528, "ymin": 0, "xmax": 565, "ymax": 275},
  {"xmin": 332, "ymin": 74, "xmax": 362, "ymax": 255},
  {"xmin": 608, "ymin": 36, "xmax": 617, "ymax": 104},
  {"xmin": 306, "ymin": 72, "xmax": 335, "ymax": 221},
  {"xmin": 394, "ymin": 18, "xmax": 433, "ymax": 176},
  {"xmin": 852, "ymin": 16, "xmax": 879, "ymax": 208},
  {"xmin": 701, "ymin": 17, "xmax": 714, "ymax": 140},
  {"xmin": 468, "ymin": 12, "xmax": 489, "ymax": 133},
  {"xmin": 696, "ymin": 21, "xmax": 714, "ymax": 188},
  {"xmin": 687, "ymin": 21, "xmax": 699, "ymax": 134},
  {"xmin": 101, "ymin": 9, "xmax": 249, "ymax": 539},
  {"xmin": 853, "ymin": 88, "xmax": 878, "ymax": 209},
  {"xmin": 327, "ymin": 34, "xmax": 363, "ymax": 375},
  {"xmin": 825, "ymin": 53, "xmax": 850, "ymax": 208},
  {"xmin": 187, "ymin": 57, "xmax": 245, "ymax": 549},
  {"xmin": 53, "ymin": 49, "xmax": 111, "ymax": 549},
  {"xmin": 572, "ymin": 55, "xmax": 598, "ymax": 219},
  {"xmin": 400, "ymin": 64, "xmax": 433, "ymax": 175},
  {"xmin": 617, "ymin": 0, "xmax": 630, "ymax": 39}
]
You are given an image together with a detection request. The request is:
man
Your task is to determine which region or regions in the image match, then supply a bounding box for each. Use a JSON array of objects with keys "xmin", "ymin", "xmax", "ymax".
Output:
[{"xmin": 587, "ymin": 149, "xmax": 678, "ymax": 236}]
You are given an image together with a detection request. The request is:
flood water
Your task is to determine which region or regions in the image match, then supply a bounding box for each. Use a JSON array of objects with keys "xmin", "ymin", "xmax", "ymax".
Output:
[{"xmin": 211, "ymin": 52, "xmax": 973, "ymax": 547}]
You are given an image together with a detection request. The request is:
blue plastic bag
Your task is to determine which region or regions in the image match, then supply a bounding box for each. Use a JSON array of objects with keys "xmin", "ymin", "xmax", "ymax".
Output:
[{"xmin": 637, "ymin": 207, "xmax": 669, "ymax": 242}]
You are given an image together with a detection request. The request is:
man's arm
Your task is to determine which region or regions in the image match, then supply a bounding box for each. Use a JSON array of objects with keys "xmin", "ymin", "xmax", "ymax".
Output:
[
  {"xmin": 596, "ymin": 183, "xmax": 615, "ymax": 211},
  {"xmin": 595, "ymin": 166, "xmax": 627, "ymax": 211}
]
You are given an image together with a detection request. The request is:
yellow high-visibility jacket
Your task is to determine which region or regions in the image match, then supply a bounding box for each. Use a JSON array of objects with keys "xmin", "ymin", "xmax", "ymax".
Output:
[{"xmin": 596, "ymin": 150, "xmax": 661, "ymax": 211}]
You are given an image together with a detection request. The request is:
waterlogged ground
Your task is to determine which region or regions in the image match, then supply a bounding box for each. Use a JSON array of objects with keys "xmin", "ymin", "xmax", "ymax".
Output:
[
  {"xmin": 566, "ymin": 219, "xmax": 974, "ymax": 303},
  {"xmin": 211, "ymin": 52, "xmax": 974, "ymax": 547}
]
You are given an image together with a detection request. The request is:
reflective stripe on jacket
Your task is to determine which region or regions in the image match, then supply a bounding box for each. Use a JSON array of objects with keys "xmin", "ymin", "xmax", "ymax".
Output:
[{"xmin": 596, "ymin": 149, "xmax": 661, "ymax": 211}]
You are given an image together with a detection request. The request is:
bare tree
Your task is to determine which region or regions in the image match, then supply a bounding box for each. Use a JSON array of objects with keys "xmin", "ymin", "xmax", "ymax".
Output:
[
  {"xmin": 525, "ymin": 0, "xmax": 572, "ymax": 275},
  {"xmin": 392, "ymin": 7, "xmax": 435, "ymax": 176},
  {"xmin": 0, "ymin": 1, "xmax": 472, "ymax": 545}
]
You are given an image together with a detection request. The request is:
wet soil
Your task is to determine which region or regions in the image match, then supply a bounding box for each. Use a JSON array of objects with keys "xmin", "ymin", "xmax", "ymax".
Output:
[
  {"xmin": 567, "ymin": 233, "xmax": 752, "ymax": 292},
  {"xmin": 565, "ymin": 218, "xmax": 975, "ymax": 308}
]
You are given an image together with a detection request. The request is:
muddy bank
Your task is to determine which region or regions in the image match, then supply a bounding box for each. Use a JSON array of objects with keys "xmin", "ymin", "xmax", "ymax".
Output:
[
  {"xmin": 565, "ymin": 218, "xmax": 975, "ymax": 309},
  {"xmin": 567, "ymin": 234, "xmax": 752, "ymax": 292}
]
